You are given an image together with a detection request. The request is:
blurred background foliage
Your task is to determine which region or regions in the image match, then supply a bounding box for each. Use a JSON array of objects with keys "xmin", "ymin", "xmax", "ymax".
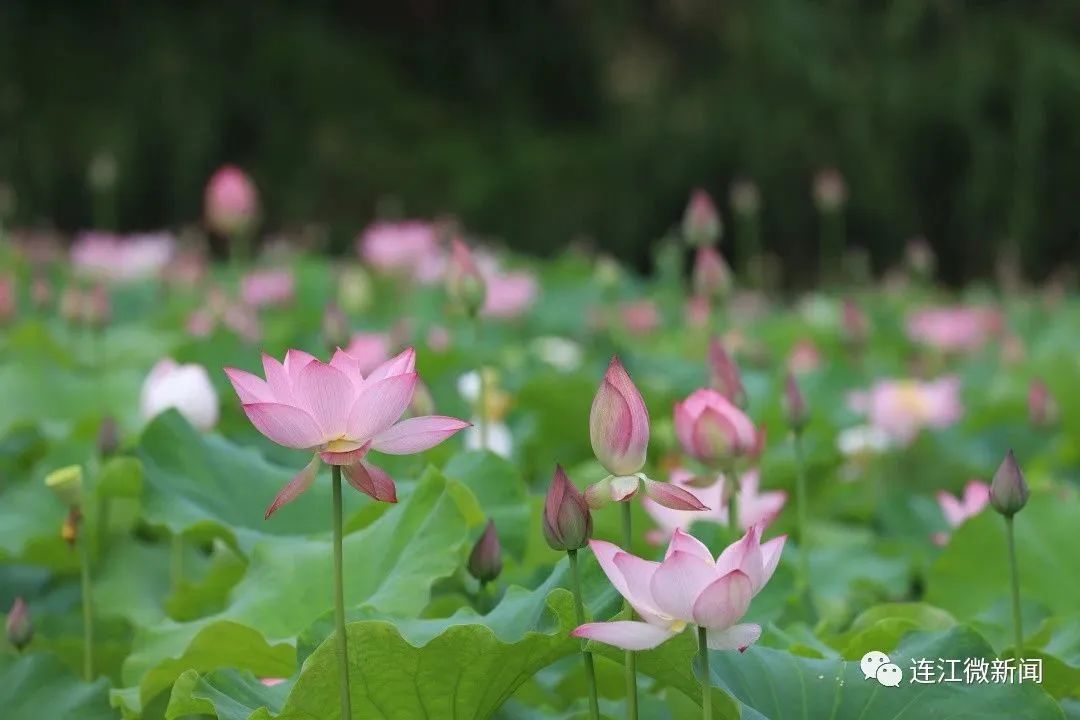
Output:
[{"xmin": 2, "ymin": 0, "xmax": 1079, "ymax": 283}]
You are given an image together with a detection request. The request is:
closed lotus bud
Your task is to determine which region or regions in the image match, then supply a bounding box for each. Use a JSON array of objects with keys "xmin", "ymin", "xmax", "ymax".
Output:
[
  {"xmin": 205, "ymin": 165, "xmax": 259, "ymax": 237},
  {"xmin": 673, "ymin": 388, "xmax": 757, "ymax": 467},
  {"xmin": 989, "ymin": 449, "xmax": 1029, "ymax": 517},
  {"xmin": 692, "ymin": 247, "xmax": 732, "ymax": 299},
  {"xmin": 543, "ymin": 465, "xmax": 593, "ymax": 552},
  {"xmin": 97, "ymin": 416, "xmax": 120, "ymax": 458},
  {"xmin": 1028, "ymin": 379, "xmax": 1056, "ymax": 427},
  {"xmin": 729, "ymin": 178, "xmax": 761, "ymax": 216},
  {"xmin": 708, "ymin": 339, "xmax": 747, "ymax": 408},
  {"xmin": 783, "ymin": 373, "xmax": 808, "ymax": 432},
  {"xmin": 322, "ymin": 303, "xmax": 349, "ymax": 350},
  {"xmin": 682, "ymin": 189, "xmax": 722, "ymax": 247},
  {"xmin": 813, "ymin": 167, "xmax": 847, "ymax": 212},
  {"xmin": 590, "ymin": 357, "xmax": 650, "ymax": 477},
  {"xmin": 45, "ymin": 465, "xmax": 84, "ymax": 507},
  {"xmin": 6, "ymin": 598, "xmax": 32, "ymax": 651},
  {"xmin": 467, "ymin": 519, "xmax": 503, "ymax": 583},
  {"xmin": 446, "ymin": 239, "xmax": 487, "ymax": 318}
]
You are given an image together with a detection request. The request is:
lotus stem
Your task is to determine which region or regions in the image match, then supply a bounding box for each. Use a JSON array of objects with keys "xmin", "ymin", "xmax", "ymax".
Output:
[
  {"xmin": 332, "ymin": 465, "xmax": 353, "ymax": 719},
  {"xmin": 78, "ymin": 534, "xmax": 94, "ymax": 680},
  {"xmin": 568, "ymin": 549, "xmax": 600, "ymax": 720},
  {"xmin": 698, "ymin": 625, "xmax": 712, "ymax": 720},
  {"xmin": 1005, "ymin": 514, "xmax": 1023, "ymax": 659},
  {"xmin": 792, "ymin": 430, "xmax": 810, "ymax": 594},
  {"xmin": 620, "ymin": 501, "xmax": 639, "ymax": 720}
]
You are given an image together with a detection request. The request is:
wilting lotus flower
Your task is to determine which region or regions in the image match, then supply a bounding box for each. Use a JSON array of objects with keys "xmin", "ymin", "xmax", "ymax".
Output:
[
  {"xmin": 848, "ymin": 377, "xmax": 962, "ymax": 445},
  {"xmin": 933, "ymin": 480, "xmax": 989, "ymax": 545},
  {"xmin": 708, "ymin": 339, "xmax": 746, "ymax": 407},
  {"xmin": 204, "ymin": 165, "xmax": 259, "ymax": 237},
  {"xmin": 692, "ymin": 247, "xmax": 732, "ymax": 299},
  {"xmin": 905, "ymin": 306, "xmax": 1002, "ymax": 353},
  {"xmin": 357, "ymin": 220, "xmax": 439, "ymax": 277},
  {"xmin": 674, "ymin": 389, "xmax": 757, "ymax": 466},
  {"xmin": 573, "ymin": 525, "xmax": 784, "ymax": 651},
  {"xmin": 240, "ymin": 269, "xmax": 295, "ymax": 309},
  {"xmin": 70, "ymin": 232, "xmax": 175, "ymax": 282},
  {"xmin": 226, "ymin": 347, "xmax": 469, "ymax": 513},
  {"xmin": 682, "ymin": 189, "xmax": 722, "ymax": 247},
  {"xmin": 644, "ymin": 469, "xmax": 785, "ymax": 543},
  {"xmin": 141, "ymin": 358, "xmax": 220, "ymax": 431},
  {"xmin": 621, "ymin": 300, "xmax": 660, "ymax": 336}
]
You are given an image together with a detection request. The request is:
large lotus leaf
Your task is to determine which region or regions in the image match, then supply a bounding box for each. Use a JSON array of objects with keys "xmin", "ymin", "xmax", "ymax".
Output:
[
  {"xmin": 0, "ymin": 652, "xmax": 116, "ymax": 720},
  {"xmin": 926, "ymin": 491, "xmax": 1080, "ymax": 619},
  {"xmin": 442, "ymin": 450, "xmax": 531, "ymax": 559},
  {"xmin": 116, "ymin": 467, "xmax": 481, "ymax": 715}
]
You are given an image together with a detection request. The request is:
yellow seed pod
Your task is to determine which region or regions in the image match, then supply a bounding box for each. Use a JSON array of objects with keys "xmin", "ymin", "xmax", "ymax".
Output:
[{"xmin": 44, "ymin": 465, "xmax": 84, "ymax": 507}]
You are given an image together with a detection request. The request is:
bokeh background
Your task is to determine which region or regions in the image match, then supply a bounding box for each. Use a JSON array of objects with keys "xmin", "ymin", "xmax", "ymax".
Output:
[{"xmin": 3, "ymin": 0, "xmax": 1079, "ymax": 282}]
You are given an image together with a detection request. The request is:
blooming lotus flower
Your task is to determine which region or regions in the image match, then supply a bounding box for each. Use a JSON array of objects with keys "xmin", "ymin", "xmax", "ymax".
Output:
[
  {"xmin": 933, "ymin": 480, "xmax": 989, "ymax": 545},
  {"xmin": 141, "ymin": 358, "xmax": 220, "ymax": 431},
  {"xmin": 458, "ymin": 370, "xmax": 513, "ymax": 458},
  {"xmin": 240, "ymin": 269, "xmax": 295, "ymax": 309},
  {"xmin": 682, "ymin": 189, "xmax": 722, "ymax": 247},
  {"xmin": 644, "ymin": 469, "xmax": 785, "ymax": 544},
  {"xmin": 674, "ymin": 389, "xmax": 757, "ymax": 466},
  {"xmin": 848, "ymin": 377, "xmax": 962, "ymax": 445},
  {"xmin": 905, "ymin": 306, "xmax": 1002, "ymax": 353},
  {"xmin": 357, "ymin": 221, "xmax": 439, "ymax": 278},
  {"xmin": 205, "ymin": 165, "xmax": 258, "ymax": 237},
  {"xmin": 572, "ymin": 525, "xmax": 784, "ymax": 651},
  {"xmin": 71, "ymin": 232, "xmax": 175, "ymax": 282},
  {"xmin": 225, "ymin": 347, "xmax": 469, "ymax": 514}
]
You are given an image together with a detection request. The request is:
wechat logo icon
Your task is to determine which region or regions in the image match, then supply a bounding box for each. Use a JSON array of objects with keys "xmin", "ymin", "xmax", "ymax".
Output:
[{"xmin": 861, "ymin": 650, "xmax": 903, "ymax": 687}]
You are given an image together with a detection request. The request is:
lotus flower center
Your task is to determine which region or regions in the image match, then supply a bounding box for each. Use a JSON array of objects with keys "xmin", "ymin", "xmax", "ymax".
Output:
[
  {"xmin": 324, "ymin": 438, "xmax": 360, "ymax": 453},
  {"xmin": 895, "ymin": 383, "xmax": 929, "ymax": 416},
  {"xmin": 668, "ymin": 619, "xmax": 688, "ymax": 633}
]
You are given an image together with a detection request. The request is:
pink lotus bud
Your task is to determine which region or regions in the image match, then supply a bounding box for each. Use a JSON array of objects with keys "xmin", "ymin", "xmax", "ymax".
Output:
[
  {"xmin": 322, "ymin": 303, "xmax": 349, "ymax": 350},
  {"xmin": 1028, "ymin": 379, "xmax": 1057, "ymax": 427},
  {"xmin": 786, "ymin": 339, "xmax": 822, "ymax": 375},
  {"xmin": 446, "ymin": 239, "xmax": 487, "ymax": 317},
  {"xmin": 590, "ymin": 357, "xmax": 650, "ymax": 476},
  {"xmin": 205, "ymin": 165, "xmax": 258, "ymax": 237},
  {"xmin": 708, "ymin": 339, "xmax": 747, "ymax": 408},
  {"xmin": 682, "ymin": 189, "xmax": 722, "ymax": 247},
  {"xmin": 467, "ymin": 519, "xmax": 503, "ymax": 583},
  {"xmin": 783, "ymin": 373, "xmax": 808, "ymax": 432},
  {"xmin": 543, "ymin": 465, "xmax": 593, "ymax": 552},
  {"xmin": 685, "ymin": 296, "xmax": 711, "ymax": 328},
  {"xmin": 621, "ymin": 300, "xmax": 660, "ymax": 336},
  {"xmin": 674, "ymin": 388, "xmax": 757, "ymax": 467},
  {"xmin": 842, "ymin": 298, "xmax": 869, "ymax": 346},
  {"xmin": 813, "ymin": 167, "xmax": 847, "ymax": 212},
  {"xmin": 692, "ymin": 247, "xmax": 732, "ymax": 299},
  {"xmin": 643, "ymin": 478, "xmax": 709, "ymax": 511},
  {"xmin": 97, "ymin": 416, "xmax": 120, "ymax": 458},
  {"xmin": 6, "ymin": 597, "xmax": 32, "ymax": 651},
  {"xmin": 729, "ymin": 178, "xmax": 761, "ymax": 216},
  {"xmin": 989, "ymin": 449, "xmax": 1028, "ymax": 517}
]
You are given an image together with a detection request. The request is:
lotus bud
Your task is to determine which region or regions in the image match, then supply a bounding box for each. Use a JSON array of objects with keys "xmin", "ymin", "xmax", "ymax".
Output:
[
  {"xmin": 205, "ymin": 165, "xmax": 259, "ymax": 237},
  {"xmin": 708, "ymin": 339, "xmax": 747, "ymax": 408},
  {"xmin": 5, "ymin": 598, "xmax": 32, "ymax": 652},
  {"xmin": 989, "ymin": 449, "xmax": 1029, "ymax": 517},
  {"xmin": 590, "ymin": 357, "xmax": 650, "ymax": 477},
  {"xmin": 467, "ymin": 519, "xmax": 503, "ymax": 584},
  {"xmin": 31, "ymin": 276, "xmax": 52, "ymax": 311},
  {"xmin": 729, "ymin": 178, "xmax": 761, "ymax": 216},
  {"xmin": 1028, "ymin": 379, "xmax": 1056, "ymax": 427},
  {"xmin": 45, "ymin": 465, "xmax": 84, "ymax": 507},
  {"xmin": 338, "ymin": 266, "xmax": 373, "ymax": 314},
  {"xmin": 673, "ymin": 388, "xmax": 757, "ymax": 467},
  {"xmin": 783, "ymin": 373, "xmax": 808, "ymax": 432},
  {"xmin": 543, "ymin": 465, "xmax": 593, "ymax": 552},
  {"xmin": 322, "ymin": 303, "xmax": 349, "ymax": 351},
  {"xmin": 842, "ymin": 298, "xmax": 869, "ymax": 346},
  {"xmin": 692, "ymin": 247, "xmax": 732, "ymax": 299},
  {"xmin": 446, "ymin": 239, "xmax": 487, "ymax": 318},
  {"xmin": 682, "ymin": 189, "xmax": 722, "ymax": 247},
  {"xmin": 97, "ymin": 416, "xmax": 120, "ymax": 458}
]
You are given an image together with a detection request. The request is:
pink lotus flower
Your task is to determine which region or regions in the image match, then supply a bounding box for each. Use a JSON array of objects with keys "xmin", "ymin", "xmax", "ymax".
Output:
[
  {"xmin": 481, "ymin": 271, "xmax": 537, "ymax": 319},
  {"xmin": 1028, "ymin": 378, "xmax": 1057, "ymax": 427},
  {"xmin": 240, "ymin": 269, "xmax": 295, "ymax": 309},
  {"xmin": 685, "ymin": 296, "xmax": 711, "ymax": 328},
  {"xmin": 674, "ymin": 389, "xmax": 757, "ymax": 466},
  {"xmin": 205, "ymin": 165, "xmax": 258, "ymax": 236},
  {"xmin": 905, "ymin": 306, "xmax": 1002, "ymax": 353},
  {"xmin": 225, "ymin": 347, "xmax": 469, "ymax": 513},
  {"xmin": 344, "ymin": 333, "xmax": 393, "ymax": 375},
  {"xmin": 848, "ymin": 377, "xmax": 963, "ymax": 445},
  {"xmin": 70, "ymin": 232, "xmax": 175, "ymax": 282},
  {"xmin": 357, "ymin": 221, "xmax": 439, "ymax": 277},
  {"xmin": 682, "ymin": 189, "xmax": 722, "ymax": 247},
  {"xmin": 572, "ymin": 525, "xmax": 784, "ymax": 651},
  {"xmin": 786, "ymin": 339, "xmax": 822, "ymax": 375},
  {"xmin": 621, "ymin": 300, "xmax": 660, "ymax": 336},
  {"xmin": 933, "ymin": 480, "xmax": 989, "ymax": 545},
  {"xmin": 644, "ymin": 469, "xmax": 785, "ymax": 543},
  {"xmin": 692, "ymin": 247, "xmax": 732, "ymax": 299},
  {"xmin": 590, "ymin": 357, "xmax": 650, "ymax": 479},
  {"xmin": 186, "ymin": 287, "xmax": 261, "ymax": 343},
  {"xmin": 708, "ymin": 339, "xmax": 746, "ymax": 408},
  {"xmin": 841, "ymin": 298, "xmax": 869, "ymax": 346}
]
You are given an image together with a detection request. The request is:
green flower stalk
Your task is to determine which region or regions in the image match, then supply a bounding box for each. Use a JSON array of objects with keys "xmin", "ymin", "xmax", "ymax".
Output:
[
  {"xmin": 46, "ymin": 465, "xmax": 94, "ymax": 679},
  {"xmin": 697, "ymin": 625, "xmax": 712, "ymax": 720},
  {"xmin": 783, "ymin": 373, "xmax": 811, "ymax": 594},
  {"xmin": 544, "ymin": 466, "xmax": 599, "ymax": 720},
  {"xmin": 331, "ymin": 465, "xmax": 352, "ymax": 720},
  {"xmin": 989, "ymin": 449, "xmax": 1029, "ymax": 658}
]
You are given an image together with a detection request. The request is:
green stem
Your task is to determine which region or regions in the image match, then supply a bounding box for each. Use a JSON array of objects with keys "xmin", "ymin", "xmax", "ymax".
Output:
[
  {"xmin": 474, "ymin": 318, "xmax": 489, "ymax": 450},
  {"xmin": 96, "ymin": 496, "xmax": 110, "ymax": 561},
  {"xmin": 568, "ymin": 550, "xmax": 600, "ymax": 720},
  {"xmin": 332, "ymin": 466, "xmax": 353, "ymax": 719},
  {"xmin": 698, "ymin": 625, "xmax": 712, "ymax": 720},
  {"xmin": 1005, "ymin": 515, "xmax": 1023, "ymax": 659},
  {"xmin": 620, "ymin": 502, "xmax": 639, "ymax": 720},
  {"xmin": 724, "ymin": 460, "xmax": 739, "ymax": 533},
  {"xmin": 171, "ymin": 532, "xmax": 184, "ymax": 592},
  {"xmin": 78, "ymin": 535, "xmax": 94, "ymax": 680},
  {"xmin": 792, "ymin": 431, "xmax": 810, "ymax": 594}
]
